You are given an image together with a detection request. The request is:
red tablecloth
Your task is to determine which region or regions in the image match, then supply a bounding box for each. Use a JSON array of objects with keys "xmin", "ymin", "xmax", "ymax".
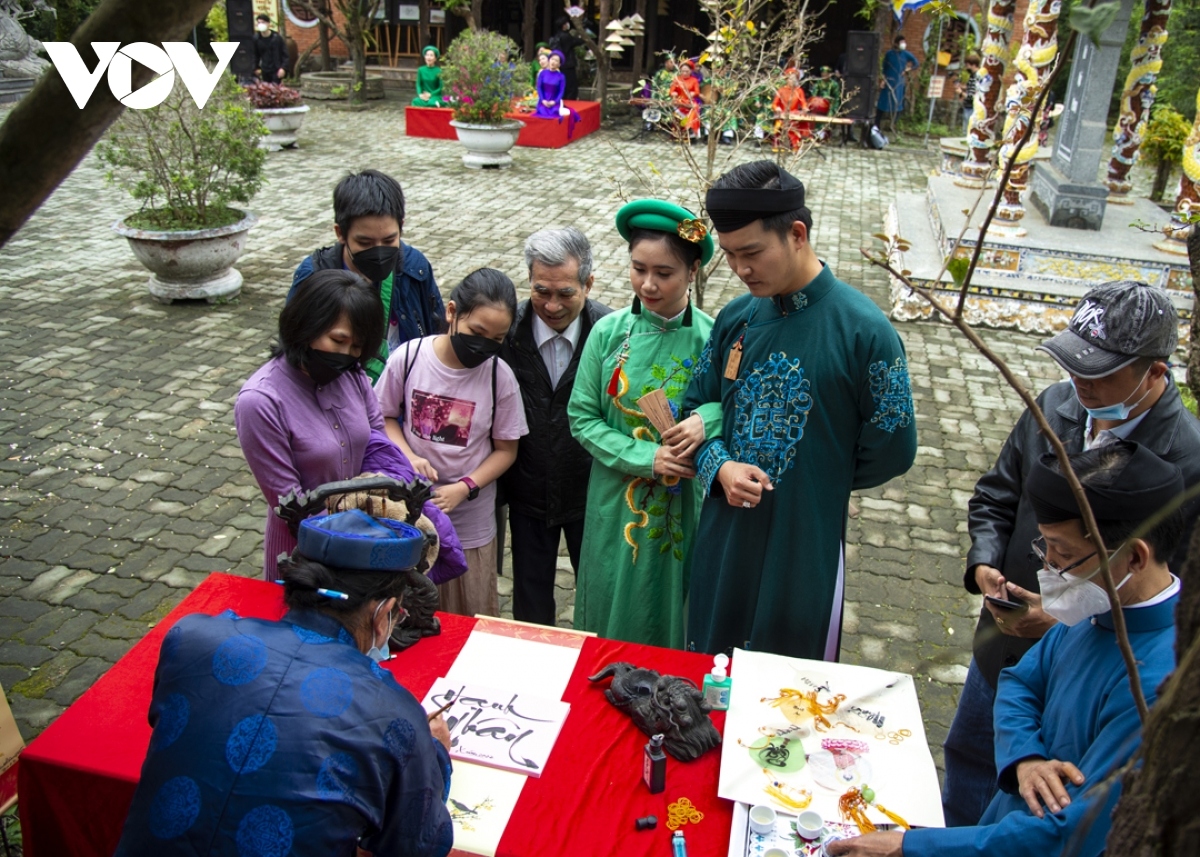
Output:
[
  {"xmin": 405, "ymin": 101, "xmax": 601, "ymax": 149},
  {"xmin": 18, "ymin": 573, "xmax": 732, "ymax": 857}
]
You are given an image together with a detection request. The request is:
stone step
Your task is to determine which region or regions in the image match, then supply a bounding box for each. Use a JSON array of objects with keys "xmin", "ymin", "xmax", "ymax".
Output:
[
  {"xmin": 0, "ymin": 76, "xmax": 35, "ymax": 105},
  {"xmin": 885, "ymin": 189, "xmax": 1191, "ymax": 337}
]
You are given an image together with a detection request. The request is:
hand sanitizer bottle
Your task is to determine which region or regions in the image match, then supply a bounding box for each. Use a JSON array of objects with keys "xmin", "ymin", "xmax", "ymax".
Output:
[{"xmin": 702, "ymin": 653, "xmax": 731, "ymax": 710}]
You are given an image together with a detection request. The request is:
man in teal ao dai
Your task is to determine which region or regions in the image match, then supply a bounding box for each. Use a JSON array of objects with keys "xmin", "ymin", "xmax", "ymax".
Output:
[{"xmin": 683, "ymin": 161, "xmax": 917, "ymax": 660}]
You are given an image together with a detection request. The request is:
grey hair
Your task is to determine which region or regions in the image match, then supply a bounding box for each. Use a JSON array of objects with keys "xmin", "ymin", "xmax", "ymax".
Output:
[{"xmin": 523, "ymin": 227, "xmax": 593, "ymax": 285}]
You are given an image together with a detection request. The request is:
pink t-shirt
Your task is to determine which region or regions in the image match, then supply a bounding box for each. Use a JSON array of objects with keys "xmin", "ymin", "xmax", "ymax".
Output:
[{"xmin": 374, "ymin": 336, "xmax": 528, "ymax": 548}]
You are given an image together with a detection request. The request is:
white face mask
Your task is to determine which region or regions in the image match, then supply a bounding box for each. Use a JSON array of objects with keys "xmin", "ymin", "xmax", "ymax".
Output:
[
  {"xmin": 898, "ymin": 42, "xmax": 907, "ymax": 50},
  {"xmin": 365, "ymin": 601, "xmax": 393, "ymax": 663},
  {"xmin": 1037, "ymin": 566, "xmax": 1130, "ymax": 626},
  {"xmin": 257, "ymin": 22, "xmax": 269, "ymax": 32}
]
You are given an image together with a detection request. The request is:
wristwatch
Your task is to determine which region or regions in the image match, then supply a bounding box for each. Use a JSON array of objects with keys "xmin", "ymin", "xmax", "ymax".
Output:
[{"xmin": 459, "ymin": 476, "xmax": 480, "ymax": 501}]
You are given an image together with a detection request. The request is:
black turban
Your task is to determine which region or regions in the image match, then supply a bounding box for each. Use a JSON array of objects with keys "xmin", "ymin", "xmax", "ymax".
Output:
[
  {"xmin": 706, "ymin": 165, "xmax": 809, "ymax": 233},
  {"xmin": 1025, "ymin": 440, "xmax": 1184, "ymax": 526}
]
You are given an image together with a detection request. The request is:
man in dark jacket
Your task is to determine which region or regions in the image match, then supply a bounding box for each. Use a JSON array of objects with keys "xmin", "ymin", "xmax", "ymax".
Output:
[
  {"xmin": 942, "ymin": 279, "xmax": 1200, "ymax": 827},
  {"xmin": 290, "ymin": 170, "xmax": 444, "ymax": 382},
  {"xmin": 253, "ymin": 14, "xmax": 288, "ymax": 82},
  {"xmin": 500, "ymin": 227, "xmax": 611, "ymax": 625}
]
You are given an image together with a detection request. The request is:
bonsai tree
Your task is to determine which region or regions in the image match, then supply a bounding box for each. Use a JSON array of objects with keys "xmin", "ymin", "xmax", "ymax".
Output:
[
  {"xmin": 442, "ymin": 29, "xmax": 529, "ymax": 124},
  {"xmin": 98, "ymin": 72, "xmax": 267, "ymax": 230}
]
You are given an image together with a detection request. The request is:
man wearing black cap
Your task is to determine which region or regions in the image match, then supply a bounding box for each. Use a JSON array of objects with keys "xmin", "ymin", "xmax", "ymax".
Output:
[
  {"xmin": 942, "ymin": 279, "xmax": 1200, "ymax": 827},
  {"xmin": 682, "ymin": 159, "xmax": 917, "ymax": 660},
  {"xmin": 829, "ymin": 441, "xmax": 1185, "ymax": 857}
]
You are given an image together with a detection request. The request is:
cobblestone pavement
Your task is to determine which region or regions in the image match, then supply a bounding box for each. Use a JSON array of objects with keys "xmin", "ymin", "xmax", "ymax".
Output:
[{"xmin": 0, "ymin": 98, "xmax": 1070, "ymax": 775}]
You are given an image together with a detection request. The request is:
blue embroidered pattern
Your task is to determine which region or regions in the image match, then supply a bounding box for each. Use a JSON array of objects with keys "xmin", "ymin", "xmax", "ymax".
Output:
[
  {"xmin": 692, "ymin": 338, "xmax": 714, "ymax": 381},
  {"xmin": 149, "ymin": 776, "xmax": 201, "ymax": 839},
  {"xmin": 235, "ymin": 805, "xmax": 293, "ymax": 857},
  {"xmin": 316, "ymin": 752, "xmax": 359, "ymax": 802},
  {"xmin": 385, "ymin": 717, "xmax": 416, "ymax": 763},
  {"xmin": 225, "ymin": 714, "xmax": 278, "ymax": 773},
  {"xmin": 776, "ymin": 290, "xmax": 808, "ymax": 314},
  {"xmin": 212, "ymin": 636, "xmax": 268, "ymax": 686},
  {"xmin": 731, "ymin": 352, "xmax": 812, "ymax": 482},
  {"xmin": 696, "ymin": 441, "xmax": 732, "ymax": 494},
  {"xmin": 291, "ymin": 625, "xmax": 333, "ymax": 645},
  {"xmin": 868, "ymin": 357, "xmax": 914, "ymax": 433},
  {"xmin": 151, "ymin": 693, "xmax": 189, "ymax": 751},
  {"xmin": 300, "ymin": 667, "xmax": 354, "ymax": 718}
]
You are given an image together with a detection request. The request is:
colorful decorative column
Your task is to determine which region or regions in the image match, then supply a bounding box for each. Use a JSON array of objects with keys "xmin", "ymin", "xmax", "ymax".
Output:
[
  {"xmin": 1106, "ymin": 0, "xmax": 1171, "ymax": 204},
  {"xmin": 956, "ymin": 0, "xmax": 1016, "ymax": 188},
  {"xmin": 1155, "ymin": 85, "xmax": 1200, "ymax": 256},
  {"xmin": 991, "ymin": 0, "xmax": 1061, "ymax": 235}
]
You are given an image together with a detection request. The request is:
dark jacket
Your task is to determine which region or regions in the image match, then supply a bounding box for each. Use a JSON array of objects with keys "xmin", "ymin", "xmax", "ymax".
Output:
[
  {"xmin": 549, "ymin": 30, "xmax": 582, "ymax": 69},
  {"xmin": 290, "ymin": 243, "xmax": 445, "ymax": 347},
  {"xmin": 254, "ymin": 31, "xmax": 288, "ymax": 77},
  {"xmin": 499, "ymin": 298, "xmax": 612, "ymax": 525},
  {"xmin": 966, "ymin": 378, "xmax": 1200, "ymax": 686}
]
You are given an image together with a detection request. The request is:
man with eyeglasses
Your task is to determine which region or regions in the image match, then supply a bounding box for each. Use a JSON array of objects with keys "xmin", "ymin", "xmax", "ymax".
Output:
[
  {"xmin": 499, "ymin": 228, "xmax": 612, "ymax": 625},
  {"xmin": 940, "ymin": 280, "xmax": 1200, "ymax": 827},
  {"xmin": 830, "ymin": 440, "xmax": 1184, "ymax": 857}
]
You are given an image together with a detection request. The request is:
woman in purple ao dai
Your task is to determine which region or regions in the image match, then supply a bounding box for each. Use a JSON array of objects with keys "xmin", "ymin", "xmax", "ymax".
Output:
[{"xmin": 534, "ymin": 50, "xmax": 567, "ymax": 118}]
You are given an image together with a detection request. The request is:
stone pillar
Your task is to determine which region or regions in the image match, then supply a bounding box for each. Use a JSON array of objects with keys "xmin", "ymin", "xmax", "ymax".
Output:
[
  {"xmin": 1106, "ymin": 0, "xmax": 1171, "ymax": 204},
  {"xmin": 990, "ymin": 0, "xmax": 1061, "ymax": 236},
  {"xmin": 1154, "ymin": 85, "xmax": 1200, "ymax": 256},
  {"xmin": 1028, "ymin": 0, "xmax": 1136, "ymax": 230},
  {"xmin": 957, "ymin": 0, "xmax": 1016, "ymax": 188}
]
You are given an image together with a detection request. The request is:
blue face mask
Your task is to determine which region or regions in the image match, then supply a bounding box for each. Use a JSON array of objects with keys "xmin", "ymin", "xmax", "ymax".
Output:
[
  {"xmin": 1071, "ymin": 368, "xmax": 1153, "ymax": 421},
  {"xmin": 366, "ymin": 601, "xmax": 392, "ymax": 663}
]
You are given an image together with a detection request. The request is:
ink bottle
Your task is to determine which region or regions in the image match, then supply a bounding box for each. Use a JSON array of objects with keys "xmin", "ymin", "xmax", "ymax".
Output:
[
  {"xmin": 643, "ymin": 733, "xmax": 666, "ymax": 794},
  {"xmin": 702, "ymin": 653, "xmax": 731, "ymax": 710}
]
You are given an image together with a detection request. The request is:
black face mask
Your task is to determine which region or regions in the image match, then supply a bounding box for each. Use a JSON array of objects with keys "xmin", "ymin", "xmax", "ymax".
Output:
[
  {"xmin": 349, "ymin": 245, "xmax": 399, "ymax": 284},
  {"xmin": 304, "ymin": 348, "xmax": 359, "ymax": 385},
  {"xmin": 449, "ymin": 332, "xmax": 502, "ymax": 369}
]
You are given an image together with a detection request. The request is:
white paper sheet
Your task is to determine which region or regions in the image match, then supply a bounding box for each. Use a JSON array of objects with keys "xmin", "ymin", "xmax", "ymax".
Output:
[
  {"xmin": 421, "ymin": 678, "xmax": 570, "ymax": 777},
  {"xmin": 439, "ymin": 622, "xmax": 585, "ymax": 855},
  {"xmin": 718, "ymin": 649, "xmax": 945, "ymax": 830}
]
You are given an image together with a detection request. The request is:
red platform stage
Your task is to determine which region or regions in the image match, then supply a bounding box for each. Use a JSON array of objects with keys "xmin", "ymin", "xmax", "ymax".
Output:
[
  {"xmin": 18, "ymin": 572, "xmax": 732, "ymax": 857},
  {"xmin": 406, "ymin": 101, "xmax": 601, "ymax": 149}
]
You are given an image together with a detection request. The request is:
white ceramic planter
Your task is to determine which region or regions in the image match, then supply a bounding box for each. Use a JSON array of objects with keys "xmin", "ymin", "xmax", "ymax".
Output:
[
  {"xmin": 112, "ymin": 210, "xmax": 259, "ymax": 304},
  {"xmin": 256, "ymin": 104, "xmax": 310, "ymax": 150},
  {"xmin": 449, "ymin": 119, "xmax": 524, "ymax": 170}
]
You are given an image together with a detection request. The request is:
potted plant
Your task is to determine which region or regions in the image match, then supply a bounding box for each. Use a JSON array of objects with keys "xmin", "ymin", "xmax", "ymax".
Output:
[
  {"xmin": 99, "ymin": 73, "xmax": 267, "ymax": 304},
  {"xmin": 443, "ymin": 29, "xmax": 529, "ymax": 169},
  {"xmin": 245, "ymin": 80, "xmax": 310, "ymax": 150}
]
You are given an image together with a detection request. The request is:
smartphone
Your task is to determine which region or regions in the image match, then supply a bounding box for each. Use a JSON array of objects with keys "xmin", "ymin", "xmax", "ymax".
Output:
[{"xmin": 985, "ymin": 594, "xmax": 1027, "ymax": 611}]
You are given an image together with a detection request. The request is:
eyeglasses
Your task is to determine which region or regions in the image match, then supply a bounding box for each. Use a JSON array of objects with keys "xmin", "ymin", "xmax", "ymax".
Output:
[
  {"xmin": 1031, "ymin": 535, "xmax": 1098, "ymax": 581},
  {"xmin": 389, "ymin": 604, "xmax": 409, "ymax": 627}
]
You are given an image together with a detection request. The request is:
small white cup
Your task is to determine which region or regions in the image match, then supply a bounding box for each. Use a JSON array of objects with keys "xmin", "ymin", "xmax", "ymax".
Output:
[
  {"xmin": 795, "ymin": 810, "xmax": 825, "ymax": 841},
  {"xmin": 764, "ymin": 849, "xmax": 791, "ymax": 857},
  {"xmin": 749, "ymin": 803, "xmax": 777, "ymax": 835}
]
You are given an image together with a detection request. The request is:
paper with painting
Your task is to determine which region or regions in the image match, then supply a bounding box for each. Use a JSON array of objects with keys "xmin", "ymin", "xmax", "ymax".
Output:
[
  {"xmin": 424, "ymin": 618, "xmax": 587, "ymax": 856},
  {"xmin": 718, "ymin": 649, "xmax": 944, "ymax": 830}
]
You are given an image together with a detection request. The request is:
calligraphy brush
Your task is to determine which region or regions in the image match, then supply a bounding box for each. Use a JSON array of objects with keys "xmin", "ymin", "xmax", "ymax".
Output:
[{"xmin": 427, "ymin": 699, "xmax": 455, "ymax": 721}]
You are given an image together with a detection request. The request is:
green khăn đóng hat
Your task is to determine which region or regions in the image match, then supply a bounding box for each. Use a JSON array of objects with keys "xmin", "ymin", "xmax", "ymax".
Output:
[{"xmin": 614, "ymin": 198, "xmax": 714, "ymax": 265}]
